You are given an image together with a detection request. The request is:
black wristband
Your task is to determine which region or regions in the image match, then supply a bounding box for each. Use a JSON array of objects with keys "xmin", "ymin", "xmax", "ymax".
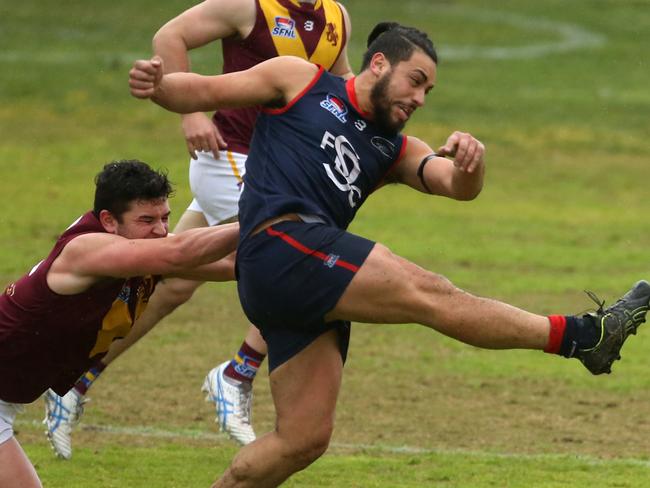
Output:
[{"xmin": 416, "ymin": 153, "xmax": 437, "ymax": 194}]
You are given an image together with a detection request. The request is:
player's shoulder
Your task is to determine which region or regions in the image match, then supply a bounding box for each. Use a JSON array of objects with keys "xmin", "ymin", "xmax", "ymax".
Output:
[
  {"xmin": 60, "ymin": 232, "xmax": 122, "ymax": 258},
  {"xmin": 268, "ymin": 55, "xmax": 316, "ymax": 70},
  {"xmin": 259, "ymin": 56, "xmax": 320, "ymax": 82}
]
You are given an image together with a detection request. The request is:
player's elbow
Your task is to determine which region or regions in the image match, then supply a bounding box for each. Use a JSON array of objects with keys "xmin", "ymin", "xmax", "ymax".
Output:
[
  {"xmin": 451, "ymin": 181, "xmax": 483, "ymax": 201},
  {"xmin": 457, "ymin": 184, "xmax": 482, "ymax": 201},
  {"xmin": 152, "ymin": 20, "xmax": 181, "ymax": 51}
]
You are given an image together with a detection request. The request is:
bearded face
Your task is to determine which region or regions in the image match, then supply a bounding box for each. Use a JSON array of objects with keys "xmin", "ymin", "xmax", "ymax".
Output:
[{"xmin": 369, "ymin": 69, "xmax": 405, "ymax": 135}]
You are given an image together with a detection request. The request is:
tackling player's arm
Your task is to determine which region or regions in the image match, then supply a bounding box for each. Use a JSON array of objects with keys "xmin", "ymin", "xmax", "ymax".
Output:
[
  {"xmin": 46, "ymin": 223, "xmax": 239, "ymax": 294},
  {"xmin": 130, "ymin": 56, "xmax": 320, "ymax": 114},
  {"xmin": 389, "ymin": 133, "xmax": 485, "ymax": 200}
]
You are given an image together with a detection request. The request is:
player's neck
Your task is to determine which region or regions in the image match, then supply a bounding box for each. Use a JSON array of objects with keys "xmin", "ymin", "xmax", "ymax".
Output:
[{"xmin": 351, "ymin": 72, "xmax": 375, "ymax": 118}]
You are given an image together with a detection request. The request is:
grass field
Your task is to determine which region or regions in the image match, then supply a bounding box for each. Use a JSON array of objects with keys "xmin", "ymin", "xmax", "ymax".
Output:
[{"xmin": 2, "ymin": 0, "xmax": 650, "ymax": 486}]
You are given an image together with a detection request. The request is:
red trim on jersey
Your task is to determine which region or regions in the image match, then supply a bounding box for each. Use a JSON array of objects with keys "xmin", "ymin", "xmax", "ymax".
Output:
[
  {"xmin": 544, "ymin": 315, "xmax": 567, "ymax": 353},
  {"xmin": 262, "ymin": 65, "xmax": 325, "ymax": 115},
  {"xmin": 266, "ymin": 226, "xmax": 360, "ymax": 272},
  {"xmin": 345, "ymin": 77, "xmax": 371, "ymax": 118}
]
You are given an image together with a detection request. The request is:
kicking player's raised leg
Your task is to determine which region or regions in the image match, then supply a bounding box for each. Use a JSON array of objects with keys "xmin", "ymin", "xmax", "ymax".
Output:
[{"xmin": 327, "ymin": 243, "xmax": 650, "ymax": 374}]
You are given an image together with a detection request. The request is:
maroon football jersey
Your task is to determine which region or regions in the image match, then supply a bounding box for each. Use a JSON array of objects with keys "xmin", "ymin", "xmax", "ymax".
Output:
[
  {"xmin": 214, "ymin": 0, "xmax": 347, "ymax": 154},
  {"xmin": 0, "ymin": 212, "xmax": 157, "ymax": 403}
]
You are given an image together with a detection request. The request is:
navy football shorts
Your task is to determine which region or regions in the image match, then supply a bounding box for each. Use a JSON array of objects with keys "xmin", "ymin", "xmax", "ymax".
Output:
[{"xmin": 236, "ymin": 221, "xmax": 375, "ymax": 371}]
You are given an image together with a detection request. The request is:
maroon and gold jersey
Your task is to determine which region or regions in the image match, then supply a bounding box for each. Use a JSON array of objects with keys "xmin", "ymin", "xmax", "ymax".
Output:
[
  {"xmin": 214, "ymin": 0, "xmax": 347, "ymax": 154},
  {"xmin": 0, "ymin": 212, "xmax": 158, "ymax": 403}
]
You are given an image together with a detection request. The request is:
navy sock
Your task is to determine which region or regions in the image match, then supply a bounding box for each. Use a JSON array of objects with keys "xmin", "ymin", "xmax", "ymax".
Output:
[{"xmin": 559, "ymin": 315, "xmax": 600, "ymax": 358}]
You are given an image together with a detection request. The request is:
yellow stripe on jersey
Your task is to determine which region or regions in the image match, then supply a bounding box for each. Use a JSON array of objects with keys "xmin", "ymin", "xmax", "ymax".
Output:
[
  {"xmin": 260, "ymin": 0, "xmax": 344, "ymax": 70},
  {"xmin": 89, "ymin": 296, "xmax": 132, "ymax": 357},
  {"xmin": 308, "ymin": 0, "xmax": 344, "ymax": 69},
  {"xmin": 88, "ymin": 277, "xmax": 156, "ymax": 357},
  {"xmin": 285, "ymin": 0, "xmax": 322, "ymax": 8}
]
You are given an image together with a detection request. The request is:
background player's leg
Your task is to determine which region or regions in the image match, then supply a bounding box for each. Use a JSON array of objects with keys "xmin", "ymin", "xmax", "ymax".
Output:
[{"xmin": 212, "ymin": 329, "xmax": 342, "ymax": 488}]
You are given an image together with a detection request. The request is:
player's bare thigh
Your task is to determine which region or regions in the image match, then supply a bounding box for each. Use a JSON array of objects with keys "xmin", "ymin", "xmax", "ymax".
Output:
[
  {"xmin": 173, "ymin": 208, "xmax": 209, "ymax": 233},
  {"xmin": 325, "ymin": 243, "xmax": 456, "ymax": 325}
]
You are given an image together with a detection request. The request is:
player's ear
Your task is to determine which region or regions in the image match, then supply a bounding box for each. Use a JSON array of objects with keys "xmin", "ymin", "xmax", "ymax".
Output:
[
  {"xmin": 369, "ymin": 52, "xmax": 390, "ymax": 78},
  {"xmin": 99, "ymin": 209, "xmax": 119, "ymax": 234}
]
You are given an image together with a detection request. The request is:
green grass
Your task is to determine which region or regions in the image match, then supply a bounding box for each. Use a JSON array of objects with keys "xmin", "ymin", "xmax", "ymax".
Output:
[
  {"xmin": 22, "ymin": 441, "xmax": 650, "ymax": 488},
  {"xmin": 2, "ymin": 0, "xmax": 650, "ymax": 486}
]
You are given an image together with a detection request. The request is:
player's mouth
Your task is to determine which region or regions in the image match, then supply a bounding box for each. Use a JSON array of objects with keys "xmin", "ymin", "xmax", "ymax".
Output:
[{"xmin": 396, "ymin": 103, "xmax": 414, "ymax": 122}]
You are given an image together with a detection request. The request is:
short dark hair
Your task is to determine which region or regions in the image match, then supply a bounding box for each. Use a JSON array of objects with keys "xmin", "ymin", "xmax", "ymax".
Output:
[
  {"xmin": 361, "ymin": 22, "xmax": 438, "ymax": 71},
  {"xmin": 93, "ymin": 160, "xmax": 173, "ymax": 220}
]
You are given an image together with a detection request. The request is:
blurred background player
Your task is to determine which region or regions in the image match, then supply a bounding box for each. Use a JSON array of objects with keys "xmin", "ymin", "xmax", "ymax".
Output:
[
  {"xmin": 44, "ymin": 0, "xmax": 352, "ymax": 456},
  {"xmin": 0, "ymin": 160, "xmax": 238, "ymax": 485}
]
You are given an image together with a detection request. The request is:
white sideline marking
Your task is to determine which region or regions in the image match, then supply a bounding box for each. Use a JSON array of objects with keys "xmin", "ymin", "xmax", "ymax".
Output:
[
  {"xmin": 18, "ymin": 419, "xmax": 650, "ymax": 468},
  {"xmin": 0, "ymin": 9, "xmax": 605, "ymax": 64},
  {"xmin": 416, "ymin": 6, "xmax": 606, "ymax": 61}
]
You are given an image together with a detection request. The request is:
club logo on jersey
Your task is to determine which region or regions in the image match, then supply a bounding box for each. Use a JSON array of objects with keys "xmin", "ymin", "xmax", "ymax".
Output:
[
  {"xmin": 321, "ymin": 131, "xmax": 362, "ymax": 207},
  {"xmin": 371, "ymin": 136, "xmax": 396, "ymax": 158},
  {"xmin": 325, "ymin": 22, "xmax": 339, "ymax": 46},
  {"xmin": 272, "ymin": 17, "xmax": 297, "ymax": 39},
  {"xmin": 320, "ymin": 94, "xmax": 348, "ymax": 123}
]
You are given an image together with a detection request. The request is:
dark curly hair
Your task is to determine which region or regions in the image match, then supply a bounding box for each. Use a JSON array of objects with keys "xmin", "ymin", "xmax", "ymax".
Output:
[
  {"xmin": 93, "ymin": 159, "xmax": 173, "ymax": 221},
  {"xmin": 361, "ymin": 22, "xmax": 437, "ymax": 70}
]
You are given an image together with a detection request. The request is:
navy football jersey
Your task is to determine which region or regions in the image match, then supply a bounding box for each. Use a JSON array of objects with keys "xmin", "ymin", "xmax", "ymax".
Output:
[{"xmin": 238, "ymin": 66, "xmax": 407, "ymax": 238}]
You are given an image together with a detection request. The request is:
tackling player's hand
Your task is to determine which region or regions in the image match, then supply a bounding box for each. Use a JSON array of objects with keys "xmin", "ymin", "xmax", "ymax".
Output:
[
  {"xmin": 181, "ymin": 112, "xmax": 228, "ymax": 160},
  {"xmin": 437, "ymin": 131, "xmax": 485, "ymax": 174},
  {"xmin": 129, "ymin": 56, "xmax": 164, "ymax": 99}
]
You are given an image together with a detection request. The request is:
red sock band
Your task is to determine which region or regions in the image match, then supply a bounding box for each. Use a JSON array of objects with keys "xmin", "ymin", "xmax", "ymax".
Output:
[{"xmin": 544, "ymin": 315, "xmax": 567, "ymax": 353}]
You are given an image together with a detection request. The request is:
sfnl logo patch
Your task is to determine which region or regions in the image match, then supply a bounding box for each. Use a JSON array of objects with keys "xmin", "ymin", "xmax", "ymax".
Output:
[
  {"xmin": 320, "ymin": 94, "xmax": 348, "ymax": 123},
  {"xmin": 272, "ymin": 17, "xmax": 297, "ymax": 38}
]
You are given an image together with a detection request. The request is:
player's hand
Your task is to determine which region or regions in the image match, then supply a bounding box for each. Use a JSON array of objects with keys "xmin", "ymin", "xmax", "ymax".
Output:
[
  {"xmin": 182, "ymin": 112, "xmax": 228, "ymax": 160},
  {"xmin": 437, "ymin": 131, "xmax": 485, "ymax": 174},
  {"xmin": 129, "ymin": 56, "xmax": 164, "ymax": 99}
]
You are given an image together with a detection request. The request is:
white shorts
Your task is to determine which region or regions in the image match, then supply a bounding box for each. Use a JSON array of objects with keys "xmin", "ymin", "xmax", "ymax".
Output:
[
  {"xmin": 188, "ymin": 150, "xmax": 247, "ymax": 226},
  {"xmin": 0, "ymin": 399, "xmax": 23, "ymax": 445}
]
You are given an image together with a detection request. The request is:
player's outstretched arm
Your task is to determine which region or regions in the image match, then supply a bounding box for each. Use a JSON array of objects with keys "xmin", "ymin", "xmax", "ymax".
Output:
[
  {"xmin": 152, "ymin": 0, "xmax": 257, "ymax": 159},
  {"xmin": 46, "ymin": 223, "xmax": 240, "ymax": 294},
  {"xmin": 129, "ymin": 56, "xmax": 319, "ymax": 114},
  {"xmin": 391, "ymin": 133, "xmax": 485, "ymax": 200}
]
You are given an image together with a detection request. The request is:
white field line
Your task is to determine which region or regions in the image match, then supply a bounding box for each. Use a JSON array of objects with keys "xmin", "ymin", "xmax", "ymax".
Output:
[
  {"xmin": 0, "ymin": 10, "xmax": 605, "ymax": 64},
  {"xmin": 17, "ymin": 419, "xmax": 650, "ymax": 468},
  {"xmin": 431, "ymin": 7, "xmax": 606, "ymax": 60}
]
